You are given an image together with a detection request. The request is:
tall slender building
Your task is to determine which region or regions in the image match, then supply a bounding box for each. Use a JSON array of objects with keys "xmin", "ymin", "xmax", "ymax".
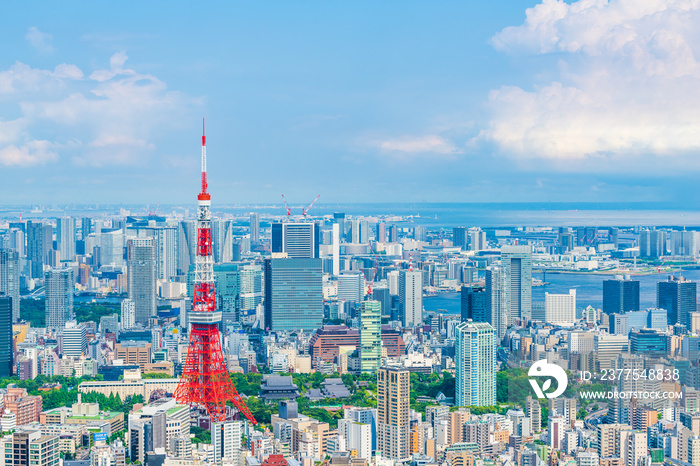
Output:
[
  {"xmin": 360, "ymin": 300, "xmax": 381, "ymax": 373},
  {"xmin": 249, "ymin": 213, "xmax": 260, "ymax": 244},
  {"xmin": 485, "ymin": 265, "xmax": 508, "ymax": 338},
  {"xmin": 56, "ymin": 217, "xmax": 76, "ymax": 262},
  {"xmin": 0, "ymin": 297, "xmax": 12, "ymax": 377},
  {"xmin": 501, "ymin": 245, "xmax": 532, "ymax": 322},
  {"xmin": 177, "ymin": 220, "xmax": 196, "ymax": 277},
  {"xmin": 453, "ymin": 227, "xmax": 467, "ymax": 250},
  {"xmin": 155, "ymin": 227, "xmax": 178, "ymax": 280},
  {"xmin": 26, "ymin": 222, "xmax": 48, "ymax": 279},
  {"xmin": 399, "ymin": 270, "xmax": 423, "ymax": 327},
  {"xmin": 127, "ymin": 238, "xmax": 157, "ymax": 323},
  {"xmin": 45, "ymin": 268, "xmax": 74, "ymax": 330},
  {"xmin": 377, "ymin": 367, "xmax": 410, "ymax": 461},
  {"xmin": 211, "ymin": 220, "xmax": 233, "ymax": 263},
  {"xmin": 0, "ymin": 249, "xmax": 20, "ymax": 322},
  {"xmin": 455, "ymin": 321, "xmax": 496, "ymax": 407}
]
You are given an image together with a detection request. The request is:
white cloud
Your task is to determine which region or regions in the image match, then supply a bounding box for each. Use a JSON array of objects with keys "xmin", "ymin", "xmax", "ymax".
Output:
[
  {"xmin": 378, "ymin": 135, "xmax": 460, "ymax": 155},
  {"xmin": 0, "ymin": 140, "xmax": 57, "ymax": 166},
  {"xmin": 25, "ymin": 27, "xmax": 53, "ymax": 54},
  {"xmin": 481, "ymin": 0, "xmax": 700, "ymax": 161},
  {"xmin": 0, "ymin": 52, "xmax": 199, "ymax": 167}
]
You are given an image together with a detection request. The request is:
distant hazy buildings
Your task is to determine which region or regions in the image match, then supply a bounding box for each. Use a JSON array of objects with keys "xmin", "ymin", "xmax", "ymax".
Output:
[
  {"xmin": 639, "ymin": 229, "xmax": 666, "ymax": 258},
  {"xmin": 127, "ymin": 238, "xmax": 157, "ymax": 323},
  {"xmin": 249, "ymin": 213, "xmax": 260, "ymax": 244},
  {"xmin": 603, "ymin": 276, "xmax": 640, "ymax": 315},
  {"xmin": 45, "ymin": 268, "xmax": 74, "ymax": 331},
  {"xmin": 455, "ymin": 321, "xmax": 496, "ymax": 407}
]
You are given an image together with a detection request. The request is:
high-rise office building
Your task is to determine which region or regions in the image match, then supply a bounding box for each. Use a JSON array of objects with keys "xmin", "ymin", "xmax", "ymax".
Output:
[
  {"xmin": 453, "ymin": 227, "xmax": 467, "ymax": 250},
  {"xmin": 377, "ymin": 222, "xmax": 387, "ymax": 243},
  {"xmin": 388, "ymin": 225, "xmax": 399, "ymax": 243},
  {"xmin": 545, "ymin": 289, "xmax": 576, "ymax": 327},
  {"xmin": 576, "ymin": 227, "xmax": 598, "ymax": 246},
  {"xmin": 603, "ymin": 276, "xmax": 640, "ymax": 315},
  {"xmin": 264, "ymin": 258, "xmax": 323, "ymax": 331},
  {"xmin": 0, "ymin": 249, "xmax": 20, "ymax": 322},
  {"xmin": 271, "ymin": 222, "xmax": 319, "ymax": 258},
  {"xmin": 525, "ymin": 396, "xmax": 541, "ymax": 432},
  {"xmin": 62, "ymin": 323, "xmax": 87, "ymax": 357},
  {"xmin": 469, "ymin": 229, "xmax": 487, "ymax": 251},
  {"xmin": 360, "ymin": 300, "xmax": 381, "ymax": 373},
  {"xmin": 99, "ymin": 229, "xmax": 125, "ymax": 268},
  {"xmin": 501, "ymin": 245, "xmax": 532, "ymax": 322},
  {"xmin": 657, "ymin": 275, "xmax": 697, "ymax": 327},
  {"xmin": 460, "ymin": 286, "xmax": 488, "ymax": 323},
  {"xmin": 338, "ymin": 271, "xmax": 365, "ymax": 306},
  {"xmin": 211, "ymin": 421, "xmax": 243, "ymax": 465},
  {"xmin": 177, "ymin": 221, "xmax": 196, "ymax": 277},
  {"xmin": 127, "ymin": 238, "xmax": 157, "ymax": 323},
  {"xmin": 155, "ymin": 227, "xmax": 177, "ymax": 280},
  {"xmin": 56, "ymin": 217, "xmax": 76, "ymax": 262},
  {"xmin": 372, "ymin": 286, "xmax": 391, "ymax": 317},
  {"xmin": 639, "ymin": 229, "xmax": 666, "ymax": 258},
  {"xmin": 0, "ymin": 297, "xmax": 13, "ymax": 377},
  {"xmin": 413, "ymin": 226, "xmax": 426, "ymax": 242},
  {"xmin": 249, "ymin": 213, "xmax": 260, "ymax": 244},
  {"xmin": 333, "ymin": 213, "xmax": 346, "ymax": 241},
  {"xmin": 399, "ymin": 270, "xmax": 423, "ymax": 327},
  {"xmin": 485, "ymin": 265, "xmax": 508, "ymax": 338},
  {"xmin": 670, "ymin": 230, "xmax": 699, "ymax": 257},
  {"xmin": 455, "ymin": 321, "xmax": 496, "ymax": 407},
  {"xmin": 211, "ymin": 220, "xmax": 233, "ymax": 264},
  {"xmin": 26, "ymin": 222, "xmax": 50, "ymax": 279},
  {"xmin": 45, "ymin": 268, "xmax": 74, "ymax": 330},
  {"xmin": 80, "ymin": 217, "xmax": 91, "ymax": 241},
  {"xmin": 377, "ymin": 367, "xmax": 410, "ymax": 461},
  {"xmin": 121, "ymin": 299, "xmax": 136, "ymax": 330}
]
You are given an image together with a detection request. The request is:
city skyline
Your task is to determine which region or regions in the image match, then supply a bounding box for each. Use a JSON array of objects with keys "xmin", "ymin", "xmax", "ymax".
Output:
[{"xmin": 4, "ymin": 1, "xmax": 700, "ymax": 206}]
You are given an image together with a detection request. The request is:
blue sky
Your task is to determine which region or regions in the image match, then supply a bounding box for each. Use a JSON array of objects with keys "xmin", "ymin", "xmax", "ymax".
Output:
[{"xmin": 2, "ymin": 1, "xmax": 700, "ymax": 207}]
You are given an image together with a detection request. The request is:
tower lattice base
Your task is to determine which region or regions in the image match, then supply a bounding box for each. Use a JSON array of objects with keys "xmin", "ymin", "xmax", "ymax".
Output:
[{"xmin": 174, "ymin": 323, "xmax": 256, "ymax": 424}]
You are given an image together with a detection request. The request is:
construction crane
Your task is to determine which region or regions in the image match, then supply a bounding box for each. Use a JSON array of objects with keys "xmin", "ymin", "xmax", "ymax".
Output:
[
  {"xmin": 281, "ymin": 195, "xmax": 291, "ymax": 218},
  {"xmin": 302, "ymin": 195, "xmax": 321, "ymax": 218},
  {"xmin": 148, "ymin": 204, "xmax": 160, "ymax": 217}
]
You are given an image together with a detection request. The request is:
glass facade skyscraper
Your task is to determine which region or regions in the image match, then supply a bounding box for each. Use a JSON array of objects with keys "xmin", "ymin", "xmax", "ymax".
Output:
[
  {"xmin": 657, "ymin": 275, "xmax": 697, "ymax": 327},
  {"xmin": 264, "ymin": 257, "xmax": 323, "ymax": 331},
  {"xmin": 45, "ymin": 267, "xmax": 74, "ymax": 330},
  {"xmin": 0, "ymin": 249, "xmax": 20, "ymax": 322},
  {"xmin": 501, "ymin": 245, "xmax": 532, "ymax": 322},
  {"xmin": 271, "ymin": 222, "xmax": 319, "ymax": 258},
  {"xmin": 603, "ymin": 276, "xmax": 640, "ymax": 315},
  {"xmin": 0, "ymin": 297, "xmax": 12, "ymax": 378},
  {"xmin": 127, "ymin": 238, "xmax": 157, "ymax": 323}
]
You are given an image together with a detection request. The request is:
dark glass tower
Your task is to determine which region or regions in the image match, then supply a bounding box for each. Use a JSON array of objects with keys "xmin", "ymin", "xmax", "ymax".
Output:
[
  {"xmin": 657, "ymin": 276, "xmax": 697, "ymax": 327},
  {"xmin": 603, "ymin": 277, "xmax": 640, "ymax": 315},
  {"xmin": 0, "ymin": 297, "xmax": 13, "ymax": 378}
]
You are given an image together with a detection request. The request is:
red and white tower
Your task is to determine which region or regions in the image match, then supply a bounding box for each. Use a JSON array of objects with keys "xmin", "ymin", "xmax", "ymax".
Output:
[{"xmin": 174, "ymin": 120, "xmax": 257, "ymax": 424}]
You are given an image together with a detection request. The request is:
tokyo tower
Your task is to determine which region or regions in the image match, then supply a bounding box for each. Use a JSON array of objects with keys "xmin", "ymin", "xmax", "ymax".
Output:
[{"xmin": 174, "ymin": 120, "xmax": 257, "ymax": 425}]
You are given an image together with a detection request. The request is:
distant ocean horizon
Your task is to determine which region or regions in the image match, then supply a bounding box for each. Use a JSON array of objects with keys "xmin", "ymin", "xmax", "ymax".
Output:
[{"xmin": 5, "ymin": 202, "xmax": 700, "ymax": 227}]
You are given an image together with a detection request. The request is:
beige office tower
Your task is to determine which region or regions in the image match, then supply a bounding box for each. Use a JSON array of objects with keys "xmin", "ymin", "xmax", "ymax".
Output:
[
  {"xmin": 620, "ymin": 430, "xmax": 647, "ymax": 466},
  {"xmin": 597, "ymin": 423, "xmax": 631, "ymax": 459},
  {"xmin": 449, "ymin": 408, "xmax": 471, "ymax": 445},
  {"xmin": 377, "ymin": 367, "xmax": 410, "ymax": 461}
]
